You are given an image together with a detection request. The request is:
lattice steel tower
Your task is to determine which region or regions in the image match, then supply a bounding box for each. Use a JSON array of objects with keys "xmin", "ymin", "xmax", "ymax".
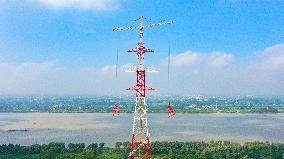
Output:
[{"xmin": 113, "ymin": 16, "xmax": 172, "ymax": 159}]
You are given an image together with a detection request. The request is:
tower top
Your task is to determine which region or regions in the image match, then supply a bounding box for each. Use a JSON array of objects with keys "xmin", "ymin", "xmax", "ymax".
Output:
[{"xmin": 113, "ymin": 16, "xmax": 173, "ymax": 42}]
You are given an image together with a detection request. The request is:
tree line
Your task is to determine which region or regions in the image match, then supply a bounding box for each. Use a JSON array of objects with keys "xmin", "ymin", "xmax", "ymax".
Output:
[{"xmin": 0, "ymin": 141, "xmax": 284, "ymax": 159}]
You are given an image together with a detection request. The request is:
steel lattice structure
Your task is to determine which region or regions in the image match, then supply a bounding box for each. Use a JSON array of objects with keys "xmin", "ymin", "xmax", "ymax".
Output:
[{"xmin": 113, "ymin": 16, "xmax": 172, "ymax": 159}]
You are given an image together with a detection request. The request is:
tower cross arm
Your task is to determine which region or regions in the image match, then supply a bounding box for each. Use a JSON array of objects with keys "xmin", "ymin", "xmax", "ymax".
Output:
[
  {"xmin": 113, "ymin": 20, "xmax": 173, "ymax": 31},
  {"xmin": 113, "ymin": 25, "xmax": 140, "ymax": 31},
  {"xmin": 144, "ymin": 48, "xmax": 154, "ymax": 52},
  {"xmin": 142, "ymin": 21, "xmax": 173, "ymax": 29},
  {"xmin": 127, "ymin": 47, "xmax": 154, "ymax": 53},
  {"xmin": 126, "ymin": 86, "xmax": 155, "ymax": 91}
]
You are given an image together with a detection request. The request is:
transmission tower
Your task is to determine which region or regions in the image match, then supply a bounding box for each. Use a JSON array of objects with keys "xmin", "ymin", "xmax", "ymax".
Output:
[
  {"xmin": 113, "ymin": 103, "xmax": 120, "ymax": 116},
  {"xmin": 113, "ymin": 16, "xmax": 173, "ymax": 159}
]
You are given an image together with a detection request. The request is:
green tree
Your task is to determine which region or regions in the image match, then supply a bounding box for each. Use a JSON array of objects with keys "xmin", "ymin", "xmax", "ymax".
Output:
[
  {"xmin": 75, "ymin": 148, "xmax": 95, "ymax": 159},
  {"xmin": 68, "ymin": 143, "xmax": 85, "ymax": 153},
  {"xmin": 99, "ymin": 143, "xmax": 105, "ymax": 149},
  {"xmin": 115, "ymin": 142, "xmax": 123, "ymax": 149}
]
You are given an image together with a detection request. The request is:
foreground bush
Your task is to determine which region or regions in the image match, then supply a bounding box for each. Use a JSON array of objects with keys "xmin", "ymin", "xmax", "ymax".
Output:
[{"xmin": 0, "ymin": 141, "xmax": 283, "ymax": 159}]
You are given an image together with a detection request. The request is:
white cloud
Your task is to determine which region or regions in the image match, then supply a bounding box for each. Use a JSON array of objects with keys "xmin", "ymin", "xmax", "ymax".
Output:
[
  {"xmin": 258, "ymin": 44, "xmax": 284, "ymax": 70},
  {"xmin": 171, "ymin": 50, "xmax": 234, "ymax": 69},
  {"xmin": 261, "ymin": 55, "xmax": 284, "ymax": 70},
  {"xmin": 152, "ymin": 44, "xmax": 284, "ymax": 96},
  {"xmin": 0, "ymin": 61, "xmax": 131, "ymax": 95},
  {"xmin": 261, "ymin": 43, "xmax": 284, "ymax": 56},
  {"xmin": 0, "ymin": 61, "xmax": 60, "ymax": 95},
  {"xmin": 36, "ymin": 0, "xmax": 118, "ymax": 11},
  {"xmin": 100, "ymin": 65, "xmax": 116, "ymax": 73},
  {"xmin": 207, "ymin": 52, "xmax": 234, "ymax": 69},
  {"xmin": 0, "ymin": 43, "xmax": 283, "ymax": 96},
  {"xmin": 171, "ymin": 51, "xmax": 201, "ymax": 67}
]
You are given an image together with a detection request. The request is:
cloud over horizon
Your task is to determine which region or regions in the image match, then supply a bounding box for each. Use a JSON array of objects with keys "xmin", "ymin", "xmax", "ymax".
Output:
[
  {"xmin": 155, "ymin": 44, "xmax": 284, "ymax": 96},
  {"xmin": 34, "ymin": 0, "xmax": 118, "ymax": 11},
  {"xmin": 0, "ymin": 43, "xmax": 283, "ymax": 96},
  {"xmin": 171, "ymin": 51, "xmax": 234, "ymax": 69}
]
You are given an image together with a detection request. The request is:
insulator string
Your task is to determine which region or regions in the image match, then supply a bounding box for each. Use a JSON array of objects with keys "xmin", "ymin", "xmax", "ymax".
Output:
[
  {"xmin": 167, "ymin": 44, "xmax": 171, "ymax": 102},
  {"xmin": 116, "ymin": 49, "xmax": 118, "ymax": 78}
]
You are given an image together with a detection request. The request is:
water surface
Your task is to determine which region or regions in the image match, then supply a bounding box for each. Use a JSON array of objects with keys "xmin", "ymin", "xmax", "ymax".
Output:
[{"xmin": 0, "ymin": 113, "xmax": 284, "ymax": 147}]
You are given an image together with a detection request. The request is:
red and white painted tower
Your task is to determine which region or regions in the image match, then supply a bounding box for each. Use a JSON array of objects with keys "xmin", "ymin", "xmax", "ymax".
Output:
[{"xmin": 113, "ymin": 16, "xmax": 172, "ymax": 159}]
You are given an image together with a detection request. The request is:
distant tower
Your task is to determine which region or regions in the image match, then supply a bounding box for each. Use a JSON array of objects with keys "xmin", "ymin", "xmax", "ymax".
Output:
[
  {"xmin": 113, "ymin": 16, "xmax": 172, "ymax": 159},
  {"xmin": 113, "ymin": 103, "xmax": 120, "ymax": 116},
  {"xmin": 167, "ymin": 103, "xmax": 176, "ymax": 118}
]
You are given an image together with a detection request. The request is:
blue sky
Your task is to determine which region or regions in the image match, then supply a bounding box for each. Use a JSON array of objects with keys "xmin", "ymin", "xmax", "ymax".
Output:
[{"xmin": 0, "ymin": 0, "xmax": 283, "ymax": 96}]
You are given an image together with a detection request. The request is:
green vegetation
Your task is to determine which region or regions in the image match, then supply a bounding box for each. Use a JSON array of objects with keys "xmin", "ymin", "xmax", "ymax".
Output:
[{"xmin": 0, "ymin": 141, "xmax": 284, "ymax": 159}]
